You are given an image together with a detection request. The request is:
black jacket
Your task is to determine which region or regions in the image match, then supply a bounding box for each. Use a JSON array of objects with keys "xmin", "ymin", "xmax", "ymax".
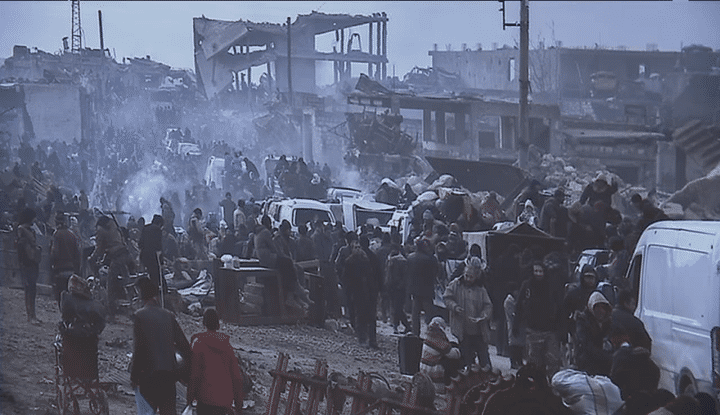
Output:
[
  {"xmin": 575, "ymin": 309, "xmax": 612, "ymax": 376},
  {"xmin": 612, "ymin": 307, "xmax": 652, "ymax": 352},
  {"xmin": 515, "ymin": 276, "xmax": 562, "ymax": 334},
  {"xmin": 130, "ymin": 300, "xmax": 191, "ymax": 386},
  {"xmin": 406, "ymin": 250, "xmax": 438, "ymax": 299},
  {"xmin": 139, "ymin": 223, "xmax": 163, "ymax": 264}
]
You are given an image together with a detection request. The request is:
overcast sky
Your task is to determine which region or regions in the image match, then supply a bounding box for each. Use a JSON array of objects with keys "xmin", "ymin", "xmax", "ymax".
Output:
[{"xmin": 1, "ymin": 1, "xmax": 719, "ymax": 79}]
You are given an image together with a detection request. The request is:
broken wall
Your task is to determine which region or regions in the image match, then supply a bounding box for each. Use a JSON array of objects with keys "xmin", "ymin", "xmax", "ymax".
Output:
[{"xmin": 23, "ymin": 84, "xmax": 82, "ymax": 144}]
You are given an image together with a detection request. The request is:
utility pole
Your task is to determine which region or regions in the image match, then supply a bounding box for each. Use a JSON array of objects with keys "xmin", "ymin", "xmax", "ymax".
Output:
[
  {"xmin": 499, "ymin": 0, "xmax": 530, "ymax": 170},
  {"xmin": 518, "ymin": 0, "xmax": 530, "ymax": 170},
  {"xmin": 286, "ymin": 17, "xmax": 293, "ymax": 109}
]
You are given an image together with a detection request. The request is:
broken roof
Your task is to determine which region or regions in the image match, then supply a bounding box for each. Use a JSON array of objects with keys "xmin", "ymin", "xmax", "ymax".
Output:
[
  {"xmin": 194, "ymin": 17, "xmax": 284, "ymax": 60},
  {"xmin": 194, "ymin": 12, "xmax": 387, "ymax": 61}
]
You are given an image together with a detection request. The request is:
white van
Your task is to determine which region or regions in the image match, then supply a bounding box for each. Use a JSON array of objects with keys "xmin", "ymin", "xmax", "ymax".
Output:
[
  {"xmin": 629, "ymin": 220, "xmax": 720, "ymax": 400},
  {"xmin": 263, "ymin": 198, "xmax": 335, "ymax": 234},
  {"xmin": 328, "ymin": 199, "xmax": 396, "ymax": 233}
]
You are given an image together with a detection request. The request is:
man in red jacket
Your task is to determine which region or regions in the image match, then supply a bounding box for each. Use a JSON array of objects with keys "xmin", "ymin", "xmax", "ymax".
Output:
[{"xmin": 187, "ymin": 308, "xmax": 245, "ymax": 415}]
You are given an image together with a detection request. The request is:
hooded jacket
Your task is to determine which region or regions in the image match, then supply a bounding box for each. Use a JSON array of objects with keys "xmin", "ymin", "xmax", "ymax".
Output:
[
  {"xmin": 575, "ymin": 291, "xmax": 613, "ymax": 376},
  {"xmin": 188, "ymin": 331, "xmax": 244, "ymax": 410}
]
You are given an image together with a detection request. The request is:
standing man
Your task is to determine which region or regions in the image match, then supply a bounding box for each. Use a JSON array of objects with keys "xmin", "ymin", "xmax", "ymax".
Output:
[
  {"xmin": 50, "ymin": 211, "xmax": 81, "ymax": 307},
  {"xmin": 311, "ymin": 220, "xmax": 341, "ymax": 319},
  {"xmin": 385, "ymin": 244, "xmax": 410, "ymax": 334},
  {"xmin": 358, "ymin": 235, "xmax": 382, "ymax": 349},
  {"xmin": 443, "ymin": 256, "xmax": 493, "ymax": 369},
  {"xmin": 342, "ymin": 239, "xmax": 373, "ymax": 347},
  {"xmin": 406, "ymin": 238, "xmax": 439, "ymax": 336},
  {"xmin": 160, "ymin": 197, "xmax": 176, "ymax": 237},
  {"xmin": 219, "ymin": 192, "xmax": 236, "ymax": 233},
  {"xmin": 139, "ymin": 215, "xmax": 165, "ymax": 297},
  {"xmin": 575, "ymin": 291, "xmax": 614, "ymax": 376},
  {"xmin": 130, "ymin": 276, "xmax": 192, "ymax": 415},
  {"xmin": 16, "ymin": 207, "xmax": 42, "ymax": 324},
  {"xmin": 188, "ymin": 208, "xmax": 207, "ymax": 260},
  {"xmin": 233, "ymin": 199, "xmax": 246, "ymax": 238},
  {"xmin": 514, "ymin": 261, "xmax": 563, "ymax": 378},
  {"xmin": 88, "ymin": 216, "xmax": 131, "ymax": 321}
]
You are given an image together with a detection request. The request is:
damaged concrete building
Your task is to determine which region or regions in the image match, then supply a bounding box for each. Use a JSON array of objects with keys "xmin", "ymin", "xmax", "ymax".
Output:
[
  {"xmin": 193, "ymin": 12, "xmax": 389, "ymax": 101},
  {"xmin": 427, "ymin": 43, "xmax": 720, "ymax": 191},
  {"xmin": 0, "ymin": 44, "xmax": 198, "ymax": 148}
]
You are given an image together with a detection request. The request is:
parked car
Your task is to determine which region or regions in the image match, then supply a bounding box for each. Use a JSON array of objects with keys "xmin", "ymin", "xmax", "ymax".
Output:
[{"xmin": 570, "ymin": 249, "xmax": 611, "ymax": 284}]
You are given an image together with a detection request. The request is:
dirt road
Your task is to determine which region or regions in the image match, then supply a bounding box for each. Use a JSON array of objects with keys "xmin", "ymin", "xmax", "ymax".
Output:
[{"xmin": 1, "ymin": 286, "xmax": 468, "ymax": 414}]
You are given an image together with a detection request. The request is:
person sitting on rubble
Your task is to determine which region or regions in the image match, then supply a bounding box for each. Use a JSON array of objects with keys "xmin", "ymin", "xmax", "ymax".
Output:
[
  {"xmin": 580, "ymin": 172, "xmax": 618, "ymax": 208},
  {"xmin": 419, "ymin": 316, "xmax": 461, "ymax": 393},
  {"xmin": 630, "ymin": 193, "xmax": 668, "ymax": 233},
  {"xmin": 517, "ymin": 199, "xmax": 539, "ymax": 227},
  {"xmin": 401, "ymin": 183, "xmax": 417, "ymax": 208},
  {"xmin": 253, "ymin": 215, "xmax": 312, "ymax": 310},
  {"xmin": 479, "ymin": 191, "xmax": 505, "ymax": 229},
  {"xmin": 511, "ymin": 180, "xmax": 544, "ymax": 221},
  {"xmin": 375, "ymin": 179, "xmax": 402, "ymax": 206}
]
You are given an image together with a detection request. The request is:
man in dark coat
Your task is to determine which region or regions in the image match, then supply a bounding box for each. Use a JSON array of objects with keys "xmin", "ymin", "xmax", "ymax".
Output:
[
  {"xmin": 50, "ymin": 211, "xmax": 81, "ymax": 307},
  {"xmin": 139, "ymin": 215, "xmax": 165, "ymax": 295},
  {"xmin": 539, "ymin": 188, "xmax": 569, "ymax": 238},
  {"xmin": 575, "ymin": 291, "xmax": 613, "ymax": 376},
  {"xmin": 563, "ymin": 265, "xmax": 598, "ymax": 340},
  {"xmin": 406, "ymin": 238, "xmax": 439, "ymax": 336},
  {"xmin": 579, "ymin": 172, "xmax": 618, "ymax": 208},
  {"xmin": 295, "ymin": 223, "xmax": 316, "ymax": 263},
  {"xmin": 334, "ymin": 231, "xmax": 358, "ymax": 323},
  {"xmin": 89, "ymin": 215, "xmax": 132, "ymax": 320},
  {"xmin": 358, "ymin": 235, "xmax": 382, "ymax": 348},
  {"xmin": 342, "ymin": 238, "xmax": 374, "ymax": 347},
  {"xmin": 130, "ymin": 276, "xmax": 191, "ymax": 415},
  {"xmin": 611, "ymin": 289, "xmax": 652, "ymax": 352},
  {"xmin": 514, "ymin": 261, "xmax": 563, "ymax": 377},
  {"xmin": 385, "ymin": 244, "xmax": 410, "ymax": 334},
  {"xmin": 312, "ymin": 220, "xmax": 341, "ymax": 319},
  {"xmin": 218, "ymin": 192, "xmax": 236, "ymax": 233}
]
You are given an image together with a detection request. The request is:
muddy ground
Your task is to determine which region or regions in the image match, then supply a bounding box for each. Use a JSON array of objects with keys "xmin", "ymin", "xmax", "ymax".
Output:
[{"xmin": 0, "ymin": 286, "xmax": 511, "ymax": 414}]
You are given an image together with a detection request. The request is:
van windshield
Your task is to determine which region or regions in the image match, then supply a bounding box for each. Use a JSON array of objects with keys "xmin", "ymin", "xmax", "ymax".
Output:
[
  {"xmin": 294, "ymin": 208, "xmax": 332, "ymax": 227},
  {"xmin": 355, "ymin": 209, "xmax": 394, "ymax": 227}
]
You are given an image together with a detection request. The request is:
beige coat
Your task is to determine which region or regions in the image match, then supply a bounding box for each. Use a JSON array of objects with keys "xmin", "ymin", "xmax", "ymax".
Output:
[{"xmin": 443, "ymin": 276, "xmax": 493, "ymax": 342}]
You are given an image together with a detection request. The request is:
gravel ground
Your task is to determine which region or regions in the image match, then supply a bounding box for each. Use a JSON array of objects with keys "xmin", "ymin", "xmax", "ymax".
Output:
[{"xmin": 0, "ymin": 286, "xmax": 511, "ymax": 414}]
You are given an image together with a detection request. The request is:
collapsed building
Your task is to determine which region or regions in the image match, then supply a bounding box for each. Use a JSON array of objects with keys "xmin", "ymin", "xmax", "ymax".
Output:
[{"xmin": 427, "ymin": 43, "xmax": 720, "ymax": 193}]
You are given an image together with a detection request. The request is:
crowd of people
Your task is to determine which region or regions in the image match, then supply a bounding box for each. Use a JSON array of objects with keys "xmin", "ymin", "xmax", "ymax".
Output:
[{"xmin": 5, "ymin": 130, "xmax": 717, "ymax": 413}]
